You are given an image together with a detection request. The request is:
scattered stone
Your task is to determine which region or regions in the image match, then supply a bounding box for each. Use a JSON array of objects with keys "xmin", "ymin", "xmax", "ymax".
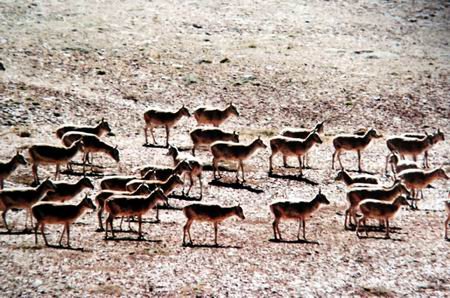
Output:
[
  {"xmin": 96, "ymin": 70, "xmax": 106, "ymax": 75},
  {"xmin": 19, "ymin": 131, "xmax": 31, "ymax": 138},
  {"xmin": 0, "ymin": 62, "xmax": 5, "ymax": 71},
  {"xmin": 192, "ymin": 24, "xmax": 202, "ymax": 29},
  {"xmin": 196, "ymin": 59, "xmax": 212, "ymax": 64},
  {"xmin": 220, "ymin": 58, "xmax": 230, "ymax": 63}
]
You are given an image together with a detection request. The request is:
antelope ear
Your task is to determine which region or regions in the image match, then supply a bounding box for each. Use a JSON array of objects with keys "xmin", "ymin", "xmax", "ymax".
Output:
[
  {"xmin": 114, "ymin": 145, "xmax": 118, "ymax": 150},
  {"xmin": 437, "ymin": 128, "xmax": 441, "ymax": 133},
  {"xmin": 101, "ymin": 118, "xmax": 105, "ymax": 123},
  {"xmin": 318, "ymin": 188, "xmax": 322, "ymax": 194}
]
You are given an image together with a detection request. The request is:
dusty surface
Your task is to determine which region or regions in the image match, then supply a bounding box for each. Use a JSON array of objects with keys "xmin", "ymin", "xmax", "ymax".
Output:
[{"xmin": 0, "ymin": 0, "xmax": 449, "ymax": 296}]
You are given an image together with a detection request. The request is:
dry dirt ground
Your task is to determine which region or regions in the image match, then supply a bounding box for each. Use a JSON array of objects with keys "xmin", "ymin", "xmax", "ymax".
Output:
[{"xmin": 1, "ymin": 0, "xmax": 449, "ymax": 296}]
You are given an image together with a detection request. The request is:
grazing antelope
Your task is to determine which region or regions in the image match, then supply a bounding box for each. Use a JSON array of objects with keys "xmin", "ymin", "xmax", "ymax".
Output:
[
  {"xmin": 43, "ymin": 177, "xmax": 94, "ymax": 203},
  {"xmin": 445, "ymin": 195, "xmax": 450, "ymax": 239},
  {"xmin": 100, "ymin": 176, "xmax": 137, "ymax": 191},
  {"xmin": 95, "ymin": 184, "xmax": 151, "ymax": 231},
  {"xmin": 0, "ymin": 178, "xmax": 56, "ymax": 231},
  {"xmin": 332, "ymin": 128, "xmax": 382, "ymax": 172},
  {"xmin": 167, "ymin": 146, "xmax": 203, "ymax": 198},
  {"xmin": 344, "ymin": 181, "xmax": 410, "ymax": 229},
  {"xmin": 0, "ymin": 152, "xmax": 27, "ymax": 189},
  {"xmin": 211, "ymin": 137, "xmax": 267, "ymax": 183},
  {"xmin": 62, "ymin": 132, "xmax": 120, "ymax": 173},
  {"xmin": 28, "ymin": 140, "xmax": 84, "ymax": 184},
  {"xmin": 270, "ymin": 190, "xmax": 330, "ymax": 241},
  {"xmin": 401, "ymin": 130, "xmax": 445, "ymax": 168},
  {"xmin": 143, "ymin": 105, "xmax": 190, "ymax": 147},
  {"xmin": 182, "ymin": 203, "xmax": 245, "ymax": 246},
  {"xmin": 269, "ymin": 131, "xmax": 322, "ymax": 175},
  {"xmin": 387, "ymin": 153, "xmax": 419, "ymax": 178},
  {"xmin": 32, "ymin": 194, "xmax": 96, "ymax": 247},
  {"xmin": 193, "ymin": 103, "xmax": 239, "ymax": 127},
  {"xmin": 56, "ymin": 118, "xmax": 112, "ymax": 139},
  {"xmin": 104, "ymin": 189, "xmax": 168, "ymax": 239},
  {"xmin": 356, "ymin": 196, "xmax": 410, "ymax": 239},
  {"xmin": 335, "ymin": 170, "xmax": 379, "ymax": 186},
  {"xmin": 385, "ymin": 130, "xmax": 444, "ymax": 172},
  {"xmin": 398, "ymin": 168, "xmax": 449, "ymax": 209},
  {"xmin": 140, "ymin": 160, "xmax": 192, "ymax": 181},
  {"xmin": 190, "ymin": 127, "xmax": 239, "ymax": 156}
]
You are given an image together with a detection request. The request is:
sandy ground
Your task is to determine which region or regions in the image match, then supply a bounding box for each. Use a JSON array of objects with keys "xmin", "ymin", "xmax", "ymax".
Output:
[{"xmin": 0, "ymin": 0, "xmax": 449, "ymax": 296}]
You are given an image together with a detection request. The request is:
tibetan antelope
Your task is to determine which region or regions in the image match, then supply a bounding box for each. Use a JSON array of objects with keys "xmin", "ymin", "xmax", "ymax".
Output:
[
  {"xmin": 270, "ymin": 190, "xmax": 330, "ymax": 241},
  {"xmin": 0, "ymin": 152, "xmax": 27, "ymax": 189},
  {"xmin": 211, "ymin": 137, "xmax": 267, "ymax": 183},
  {"xmin": 193, "ymin": 103, "xmax": 239, "ymax": 127},
  {"xmin": 182, "ymin": 203, "xmax": 245, "ymax": 246},
  {"xmin": 28, "ymin": 140, "xmax": 84, "ymax": 184},
  {"xmin": 269, "ymin": 131, "xmax": 322, "ymax": 175},
  {"xmin": 334, "ymin": 170, "xmax": 379, "ymax": 186},
  {"xmin": 387, "ymin": 152, "xmax": 419, "ymax": 178},
  {"xmin": 0, "ymin": 178, "xmax": 56, "ymax": 231},
  {"xmin": 356, "ymin": 196, "xmax": 410, "ymax": 239},
  {"xmin": 140, "ymin": 160, "xmax": 192, "ymax": 181},
  {"xmin": 43, "ymin": 177, "xmax": 94, "ymax": 203},
  {"xmin": 400, "ymin": 130, "xmax": 444, "ymax": 167},
  {"xmin": 332, "ymin": 128, "xmax": 382, "ymax": 172},
  {"xmin": 190, "ymin": 127, "xmax": 239, "ymax": 156},
  {"xmin": 56, "ymin": 118, "xmax": 112, "ymax": 139},
  {"xmin": 143, "ymin": 105, "xmax": 190, "ymax": 147},
  {"xmin": 100, "ymin": 175, "xmax": 137, "ymax": 191},
  {"xmin": 32, "ymin": 194, "xmax": 96, "ymax": 247}
]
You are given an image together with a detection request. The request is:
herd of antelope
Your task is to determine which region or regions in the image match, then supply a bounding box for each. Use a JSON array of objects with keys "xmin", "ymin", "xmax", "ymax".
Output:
[{"xmin": 0, "ymin": 103, "xmax": 448, "ymax": 247}]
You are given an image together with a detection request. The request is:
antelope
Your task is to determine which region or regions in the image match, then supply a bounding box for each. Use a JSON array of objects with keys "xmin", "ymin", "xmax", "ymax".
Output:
[
  {"xmin": 28, "ymin": 140, "xmax": 84, "ymax": 184},
  {"xmin": 211, "ymin": 137, "xmax": 267, "ymax": 183},
  {"xmin": 356, "ymin": 196, "xmax": 410, "ymax": 239},
  {"xmin": 0, "ymin": 152, "xmax": 27, "ymax": 189},
  {"xmin": 190, "ymin": 127, "xmax": 239, "ymax": 156},
  {"xmin": 387, "ymin": 152, "xmax": 419, "ymax": 178},
  {"xmin": 193, "ymin": 103, "xmax": 239, "ymax": 127},
  {"xmin": 32, "ymin": 194, "xmax": 96, "ymax": 247},
  {"xmin": 182, "ymin": 203, "xmax": 245, "ymax": 246},
  {"xmin": 270, "ymin": 190, "xmax": 330, "ymax": 241},
  {"xmin": 56, "ymin": 118, "xmax": 112, "ymax": 139},
  {"xmin": 100, "ymin": 175, "xmax": 137, "ymax": 191},
  {"xmin": 332, "ymin": 128, "xmax": 382, "ymax": 172},
  {"xmin": 140, "ymin": 160, "xmax": 192, "ymax": 181},
  {"xmin": 95, "ymin": 184, "xmax": 151, "ymax": 231},
  {"xmin": 143, "ymin": 105, "xmax": 190, "ymax": 147},
  {"xmin": 401, "ymin": 130, "xmax": 445, "ymax": 167},
  {"xmin": 445, "ymin": 195, "xmax": 450, "ymax": 239},
  {"xmin": 398, "ymin": 168, "xmax": 449, "ymax": 209},
  {"xmin": 335, "ymin": 170, "xmax": 379, "ymax": 186},
  {"xmin": 42, "ymin": 177, "xmax": 94, "ymax": 203},
  {"xmin": 344, "ymin": 181, "xmax": 410, "ymax": 229},
  {"xmin": 104, "ymin": 189, "xmax": 168, "ymax": 239},
  {"xmin": 167, "ymin": 146, "xmax": 203, "ymax": 198},
  {"xmin": 0, "ymin": 178, "xmax": 56, "ymax": 231},
  {"xmin": 269, "ymin": 131, "xmax": 322, "ymax": 175},
  {"xmin": 385, "ymin": 130, "xmax": 444, "ymax": 172},
  {"xmin": 62, "ymin": 132, "xmax": 120, "ymax": 173}
]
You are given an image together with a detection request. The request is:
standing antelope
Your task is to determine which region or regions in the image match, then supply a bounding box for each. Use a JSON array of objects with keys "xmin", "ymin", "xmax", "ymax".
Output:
[
  {"xmin": 0, "ymin": 178, "xmax": 56, "ymax": 231},
  {"xmin": 334, "ymin": 170, "xmax": 379, "ymax": 186},
  {"xmin": 269, "ymin": 131, "xmax": 322, "ymax": 175},
  {"xmin": 28, "ymin": 140, "xmax": 84, "ymax": 184},
  {"xmin": 43, "ymin": 177, "xmax": 94, "ymax": 203},
  {"xmin": 143, "ymin": 105, "xmax": 190, "ymax": 147},
  {"xmin": 270, "ymin": 190, "xmax": 330, "ymax": 241},
  {"xmin": 332, "ymin": 128, "xmax": 382, "ymax": 172},
  {"xmin": 0, "ymin": 152, "xmax": 27, "ymax": 189},
  {"xmin": 32, "ymin": 194, "xmax": 96, "ymax": 247},
  {"xmin": 401, "ymin": 129, "xmax": 444, "ymax": 167},
  {"xmin": 100, "ymin": 175, "xmax": 137, "ymax": 191},
  {"xmin": 140, "ymin": 160, "xmax": 192, "ymax": 181},
  {"xmin": 211, "ymin": 137, "xmax": 266, "ymax": 183},
  {"xmin": 387, "ymin": 153, "xmax": 419, "ymax": 178},
  {"xmin": 193, "ymin": 103, "xmax": 239, "ymax": 127},
  {"xmin": 190, "ymin": 127, "xmax": 239, "ymax": 156},
  {"xmin": 182, "ymin": 203, "xmax": 245, "ymax": 246},
  {"xmin": 56, "ymin": 118, "xmax": 112, "ymax": 139}
]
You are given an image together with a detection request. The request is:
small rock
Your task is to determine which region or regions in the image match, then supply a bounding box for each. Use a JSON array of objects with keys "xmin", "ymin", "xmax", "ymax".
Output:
[
  {"xmin": 53, "ymin": 112, "xmax": 61, "ymax": 117},
  {"xmin": 0, "ymin": 62, "xmax": 5, "ymax": 71},
  {"xmin": 220, "ymin": 58, "xmax": 230, "ymax": 63},
  {"xmin": 96, "ymin": 70, "xmax": 106, "ymax": 75},
  {"xmin": 192, "ymin": 24, "xmax": 202, "ymax": 29},
  {"xmin": 196, "ymin": 59, "xmax": 212, "ymax": 64}
]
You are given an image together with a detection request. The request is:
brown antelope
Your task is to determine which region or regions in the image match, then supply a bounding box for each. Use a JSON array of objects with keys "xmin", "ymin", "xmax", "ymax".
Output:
[
  {"xmin": 100, "ymin": 175, "xmax": 137, "ymax": 191},
  {"xmin": 95, "ymin": 184, "xmax": 151, "ymax": 231},
  {"xmin": 193, "ymin": 103, "xmax": 239, "ymax": 127},
  {"xmin": 140, "ymin": 160, "xmax": 192, "ymax": 181},
  {"xmin": 32, "ymin": 194, "xmax": 96, "ymax": 247},
  {"xmin": 62, "ymin": 132, "xmax": 120, "ymax": 173},
  {"xmin": 56, "ymin": 118, "xmax": 112, "ymax": 139},
  {"xmin": 344, "ymin": 181, "xmax": 410, "ymax": 229},
  {"xmin": 387, "ymin": 152, "xmax": 419, "ymax": 178},
  {"xmin": 211, "ymin": 137, "xmax": 267, "ymax": 183},
  {"xmin": 270, "ymin": 190, "xmax": 330, "ymax": 241},
  {"xmin": 28, "ymin": 140, "xmax": 84, "ymax": 184},
  {"xmin": 269, "ymin": 131, "xmax": 322, "ymax": 175},
  {"xmin": 398, "ymin": 168, "xmax": 449, "ymax": 209},
  {"xmin": 335, "ymin": 170, "xmax": 379, "ymax": 186},
  {"xmin": 190, "ymin": 127, "xmax": 239, "ymax": 156},
  {"xmin": 332, "ymin": 128, "xmax": 382, "ymax": 172},
  {"xmin": 0, "ymin": 178, "xmax": 56, "ymax": 231},
  {"xmin": 0, "ymin": 152, "xmax": 27, "ymax": 189},
  {"xmin": 126, "ymin": 174, "xmax": 184, "ymax": 193},
  {"xmin": 143, "ymin": 105, "xmax": 190, "ymax": 147},
  {"xmin": 182, "ymin": 203, "xmax": 245, "ymax": 246},
  {"xmin": 356, "ymin": 196, "xmax": 410, "ymax": 239},
  {"xmin": 445, "ymin": 195, "xmax": 450, "ymax": 239},
  {"xmin": 385, "ymin": 130, "xmax": 444, "ymax": 172},
  {"xmin": 401, "ymin": 130, "xmax": 444, "ymax": 167},
  {"xmin": 42, "ymin": 177, "xmax": 94, "ymax": 203},
  {"xmin": 167, "ymin": 146, "xmax": 203, "ymax": 198},
  {"xmin": 104, "ymin": 189, "xmax": 168, "ymax": 239}
]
